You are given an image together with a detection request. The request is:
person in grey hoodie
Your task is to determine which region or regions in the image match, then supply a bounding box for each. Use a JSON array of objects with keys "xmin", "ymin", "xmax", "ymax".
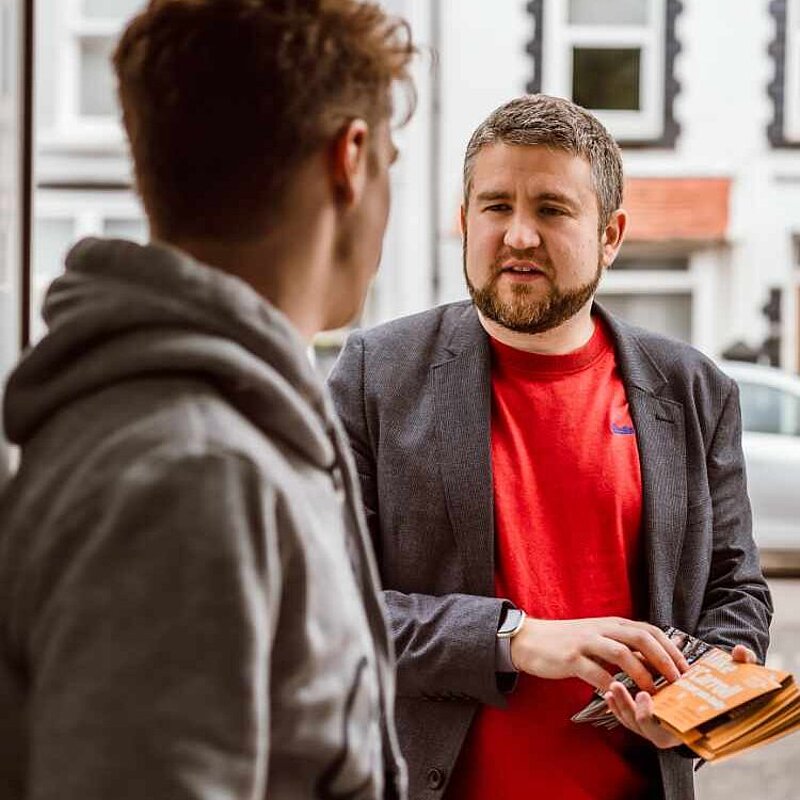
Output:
[{"xmin": 0, "ymin": 2, "xmax": 414, "ymax": 798}]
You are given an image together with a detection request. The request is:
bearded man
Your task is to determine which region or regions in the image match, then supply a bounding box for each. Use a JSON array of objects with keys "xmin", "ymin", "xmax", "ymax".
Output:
[{"xmin": 328, "ymin": 95, "xmax": 771, "ymax": 800}]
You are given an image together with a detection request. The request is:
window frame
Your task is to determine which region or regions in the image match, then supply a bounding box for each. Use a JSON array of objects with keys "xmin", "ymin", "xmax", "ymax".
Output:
[
  {"xmin": 769, "ymin": 0, "xmax": 800, "ymax": 147},
  {"xmin": 526, "ymin": 0, "xmax": 682, "ymax": 148}
]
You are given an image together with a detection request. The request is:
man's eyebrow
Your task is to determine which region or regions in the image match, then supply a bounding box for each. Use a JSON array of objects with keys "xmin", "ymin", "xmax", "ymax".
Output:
[
  {"xmin": 473, "ymin": 189, "xmax": 580, "ymax": 206},
  {"xmin": 474, "ymin": 190, "xmax": 512, "ymax": 203},
  {"xmin": 536, "ymin": 191, "xmax": 578, "ymax": 206}
]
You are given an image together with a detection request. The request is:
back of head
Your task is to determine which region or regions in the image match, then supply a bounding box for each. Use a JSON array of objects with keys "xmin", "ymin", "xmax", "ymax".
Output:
[
  {"xmin": 463, "ymin": 94, "xmax": 623, "ymax": 228},
  {"xmin": 114, "ymin": 0, "xmax": 414, "ymax": 242}
]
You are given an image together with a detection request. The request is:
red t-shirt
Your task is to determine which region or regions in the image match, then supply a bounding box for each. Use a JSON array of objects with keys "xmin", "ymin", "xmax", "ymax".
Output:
[{"xmin": 446, "ymin": 318, "xmax": 657, "ymax": 800}]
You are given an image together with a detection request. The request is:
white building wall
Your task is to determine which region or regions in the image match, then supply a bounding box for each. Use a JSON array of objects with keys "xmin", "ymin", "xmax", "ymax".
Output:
[
  {"xmin": 368, "ymin": 0, "xmax": 437, "ymax": 323},
  {"xmin": 437, "ymin": 0, "xmax": 531, "ymax": 304}
]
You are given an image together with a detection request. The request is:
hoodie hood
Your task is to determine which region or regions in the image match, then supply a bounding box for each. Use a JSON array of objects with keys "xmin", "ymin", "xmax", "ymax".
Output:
[{"xmin": 4, "ymin": 238, "xmax": 336, "ymax": 468}]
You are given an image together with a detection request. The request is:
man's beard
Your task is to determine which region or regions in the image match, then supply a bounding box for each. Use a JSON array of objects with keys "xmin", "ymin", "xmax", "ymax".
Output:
[{"xmin": 463, "ymin": 236, "xmax": 603, "ymax": 335}]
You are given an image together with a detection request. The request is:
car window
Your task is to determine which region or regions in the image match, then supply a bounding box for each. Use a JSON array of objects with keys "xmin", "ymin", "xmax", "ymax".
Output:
[{"xmin": 738, "ymin": 381, "xmax": 800, "ymax": 436}]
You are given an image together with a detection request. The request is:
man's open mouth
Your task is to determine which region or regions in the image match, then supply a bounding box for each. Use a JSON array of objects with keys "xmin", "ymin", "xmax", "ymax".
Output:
[{"xmin": 500, "ymin": 262, "xmax": 546, "ymax": 276}]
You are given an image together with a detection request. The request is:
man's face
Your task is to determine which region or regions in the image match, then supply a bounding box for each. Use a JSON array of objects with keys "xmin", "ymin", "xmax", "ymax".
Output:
[{"xmin": 463, "ymin": 143, "xmax": 613, "ymax": 335}]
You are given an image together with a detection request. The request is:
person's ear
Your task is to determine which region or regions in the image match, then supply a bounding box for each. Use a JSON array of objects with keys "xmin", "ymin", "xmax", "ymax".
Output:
[
  {"xmin": 601, "ymin": 208, "xmax": 627, "ymax": 267},
  {"xmin": 330, "ymin": 119, "xmax": 370, "ymax": 207},
  {"xmin": 459, "ymin": 204, "xmax": 467, "ymax": 237}
]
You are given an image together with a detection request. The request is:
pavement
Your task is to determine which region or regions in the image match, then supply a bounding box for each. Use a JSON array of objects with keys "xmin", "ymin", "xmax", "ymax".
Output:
[{"xmin": 695, "ymin": 578, "xmax": 800, "ymax": 800}]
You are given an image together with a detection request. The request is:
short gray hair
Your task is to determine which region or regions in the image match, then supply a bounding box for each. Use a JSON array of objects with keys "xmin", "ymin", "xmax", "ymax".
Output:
[{"xmin": 463, "ymin": 94, "xmax": 623, "ymax": 227}]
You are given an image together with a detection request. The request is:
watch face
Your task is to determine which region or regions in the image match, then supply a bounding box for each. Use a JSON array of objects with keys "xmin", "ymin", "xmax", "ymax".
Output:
[{"xmin": 498, "ymin": 609, "xmax": 523, "ymax": 637}]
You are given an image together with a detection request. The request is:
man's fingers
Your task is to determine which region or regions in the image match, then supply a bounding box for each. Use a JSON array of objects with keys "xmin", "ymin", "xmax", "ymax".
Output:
[
  {"xmin": 634, "ymin": 691, "xmax": 682, "ymax": 748},
  {"xmin": 591, "ymin": 639, "xmax": 657, "ymax": 692},
  {"xmin": 605, "ymin": 682, "xmax": 640, "ymax": 733},
  {"xmin": 605, "ymin": 623, "xmax": 683, "ymax": 683},
  {"xmin": 642, "ymin": 624, "xmax": 691, "ymax": 672},
  {"xmin": 575, "ymin": 657, "xmax": 616, "ymax": 693},
  {"xmin": 634, "ymin": 689, "xmax": 657, "ymax": 727},
  {"xmin": 607, "ymin": 683, "xmax": 682, "ymax": 749},
  {"xmin": 626, "ymin": 625, "xmax": 686, "ymax": 679},
  {"xmin": 732, "ymin": 644, "xmax": 757, "ymax": 664}
]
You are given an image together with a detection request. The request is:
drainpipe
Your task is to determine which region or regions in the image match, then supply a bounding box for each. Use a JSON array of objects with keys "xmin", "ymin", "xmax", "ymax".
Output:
[
  {"xmin": 21, "ymin": 0, "xmax": 34, "ymax": 350},
  {"xmin": 430, "ymin": 0, "xmax": 442, "ymax": 305}
]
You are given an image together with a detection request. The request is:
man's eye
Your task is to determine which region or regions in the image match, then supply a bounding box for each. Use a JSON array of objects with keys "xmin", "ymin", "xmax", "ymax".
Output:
[
  {"xmin": 541, "ymin": 206, "xmax": 566, "ymax": 216},
  {"xmin": 484, "ymin": 204, "xmax": 511, "ymax": 213}
]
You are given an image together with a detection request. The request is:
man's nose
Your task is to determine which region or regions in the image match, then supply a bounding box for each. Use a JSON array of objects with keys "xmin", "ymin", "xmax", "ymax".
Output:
[{"xmin": 503, "ymin": 212, "xmax": 542, "ymax": 251}]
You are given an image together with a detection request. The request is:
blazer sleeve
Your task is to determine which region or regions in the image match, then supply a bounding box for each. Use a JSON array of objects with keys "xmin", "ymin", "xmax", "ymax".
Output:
[
  {"xmin": 328, "ymin": 332, "xmax": 514, "ymax": 708},
  {"xmin": 693, "ymin": 378, "xmax": 772, "ymax": 661}
]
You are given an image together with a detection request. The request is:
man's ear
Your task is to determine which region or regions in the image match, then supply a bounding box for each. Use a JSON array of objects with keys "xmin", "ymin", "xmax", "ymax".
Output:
[
  {"xmin": 601, "ymin": 208, "xmax": 628, "ymax": 267},
  {"xmin": 459, "ymin": 204, "xmax": 467, "ymax": 237},
  {"xmin": 330, "ymin": 119, "xmax": 370, "ymax": 207}
]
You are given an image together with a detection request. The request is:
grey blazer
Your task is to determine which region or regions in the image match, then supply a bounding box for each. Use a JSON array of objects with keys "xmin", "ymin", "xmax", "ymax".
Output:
[{"xmin": 328, "ymin": 301, "xmax": 772, "ymax": 800}]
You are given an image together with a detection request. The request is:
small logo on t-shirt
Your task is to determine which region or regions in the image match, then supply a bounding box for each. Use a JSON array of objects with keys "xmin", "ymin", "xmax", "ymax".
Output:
[{"xmin": 610, "ymin": 421, "xmax": 635, "ymax": 435}]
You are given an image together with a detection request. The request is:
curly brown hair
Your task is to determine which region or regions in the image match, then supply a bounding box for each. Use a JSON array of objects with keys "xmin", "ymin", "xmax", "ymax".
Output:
[{"xmin": 114, "ymin": 0, "xmax": 415, "ymax": 241}]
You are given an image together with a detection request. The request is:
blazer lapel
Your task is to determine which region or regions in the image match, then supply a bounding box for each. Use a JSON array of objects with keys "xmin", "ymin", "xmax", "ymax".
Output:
[
  {"xmin": 599, "ymin": 305, "xmax": 688, "ymax": 625},
  {"xmin": 432, "ymin": 308, "xmax": 495, "ymax": 597},
  {"xmin": 627, "ymin": 388, "xmax": 687, "ymax": 624}
]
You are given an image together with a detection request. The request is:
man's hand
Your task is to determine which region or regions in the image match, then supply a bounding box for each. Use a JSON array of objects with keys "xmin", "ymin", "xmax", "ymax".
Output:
[
  {"xmin": 605, "ymin": 642, "xmax": 759, "ymax": 748},
  {"xmin": 509, "ymin": 617, "xmax": 690, "ymax": 693}
]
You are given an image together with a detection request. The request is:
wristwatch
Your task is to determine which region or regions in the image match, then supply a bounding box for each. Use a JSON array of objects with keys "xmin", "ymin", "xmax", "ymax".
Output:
[{"xmin": 497, "ymin": 607, "xmax": 526, "ymax": 639}]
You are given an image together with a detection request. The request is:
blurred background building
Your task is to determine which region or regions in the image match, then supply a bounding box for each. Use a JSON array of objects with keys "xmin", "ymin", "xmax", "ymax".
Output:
[
  {"xmin": 19, "ymin": 0, "xmax": 800, "ymax": 372},
  {"xmin": 2, "ymin": 0, "xmax": 794, "ymax": 373}
]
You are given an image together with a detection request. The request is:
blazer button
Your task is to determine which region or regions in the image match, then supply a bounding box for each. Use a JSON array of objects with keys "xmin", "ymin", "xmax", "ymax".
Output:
[{"xmin": 427, "ymin": 767, "xmax": 446, "ymax": 790}]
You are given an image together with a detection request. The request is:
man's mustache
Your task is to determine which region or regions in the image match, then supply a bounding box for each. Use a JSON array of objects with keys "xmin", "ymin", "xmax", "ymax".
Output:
[{"xmin": 489, "ymin": 250, "xmax": 553, "ymax": 279}]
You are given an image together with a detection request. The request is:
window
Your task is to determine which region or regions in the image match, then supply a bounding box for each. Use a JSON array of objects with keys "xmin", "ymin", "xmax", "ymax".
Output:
[
  {"xmin": 1, "ymin": 1, "xmax": 13, "ymax": 99},
  {"xmin": 596, "ymin": 254, "xmax": 709, "ymax": 347},
  {"xmin": 794, "ymin": 237, "xmax": 800, "ymax": 371},
  {"xmin": 738, "ymin": 382, "xmax": 800, "ymax": 437},
  {"xmin": 769, "ymin": 0, "xmax": 800, "ymax": 146},
  {"xmin": 42, "ymin": 0, "xmax": 144, "ymax": 148},
  {"xmin": 527, "ymin": 0, "xmax": 681, "ymax": 146},
  {"xmin": 34, "ymin": 217, "xmax": 75, "ymax": 286},
  {"xmin": 598, "ymin": 292, "xmax": 692, "ymax": 343},
  {"xmin": 103, "ymin": 217, "xmax": 146, "ymax": 240},
  {"xmin": 32, "ymin": 189, "xmax": 146, "ymax": 340}
]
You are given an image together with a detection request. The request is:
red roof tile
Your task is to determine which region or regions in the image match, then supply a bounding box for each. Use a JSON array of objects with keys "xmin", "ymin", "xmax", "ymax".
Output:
[{"xmin": 623, "ymin": 178, "xmax": 731, "ymax": 242}]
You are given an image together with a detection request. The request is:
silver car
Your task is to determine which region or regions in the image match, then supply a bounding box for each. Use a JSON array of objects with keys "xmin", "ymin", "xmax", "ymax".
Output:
[{"xmin": 719, "ymin": 360, "xmax": 800, "ymax": 573}]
